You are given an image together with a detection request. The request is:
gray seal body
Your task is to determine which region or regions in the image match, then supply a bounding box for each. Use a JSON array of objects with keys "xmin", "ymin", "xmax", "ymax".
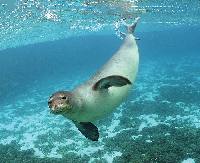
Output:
[{"xmin": 48, "ymin": 17, "xmax": 140, "ymax": 141}]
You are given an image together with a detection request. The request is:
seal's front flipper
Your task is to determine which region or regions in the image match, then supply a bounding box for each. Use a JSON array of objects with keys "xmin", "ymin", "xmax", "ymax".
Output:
[
  {"xmin": 93, "ymin": 75, "xmax": 131, "ymax": 91},
  {"xmin": 73, "ymin": 121, "xmax": 99, "ymax": 141}
]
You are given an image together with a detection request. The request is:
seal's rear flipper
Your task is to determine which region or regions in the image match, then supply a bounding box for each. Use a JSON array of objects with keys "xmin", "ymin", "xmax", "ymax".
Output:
[
  {"xmin": 126, "ymin": 17, "xmax": 140, "ymax": 34},
  {"xmin": 93, "ymin": 75, "xmax": 131, "ymax": 91},
  {"xmin": 116, "ymin": 17, "xmax": 140, "ymax": 39},
  {"xmin": 73, "ymin": 121, "xmax": 99, "ymax": 141}
]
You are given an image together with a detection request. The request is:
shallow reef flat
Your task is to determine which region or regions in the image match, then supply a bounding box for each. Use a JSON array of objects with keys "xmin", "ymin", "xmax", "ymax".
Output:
[{"xmin": 0, "ymin": 53, "xmax": 200, "ymax": 163}]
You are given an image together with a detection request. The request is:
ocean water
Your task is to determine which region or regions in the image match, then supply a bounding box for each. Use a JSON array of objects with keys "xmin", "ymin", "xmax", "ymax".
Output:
[{"xmin": 0, "ymin": 0, "xmax": 200, "ymax": 163}]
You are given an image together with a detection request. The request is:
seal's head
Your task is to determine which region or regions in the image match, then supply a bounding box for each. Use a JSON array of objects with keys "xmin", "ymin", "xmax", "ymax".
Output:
[{"xmin": 48, "ymin": 91, "xmax": 72, "ymax": 114}]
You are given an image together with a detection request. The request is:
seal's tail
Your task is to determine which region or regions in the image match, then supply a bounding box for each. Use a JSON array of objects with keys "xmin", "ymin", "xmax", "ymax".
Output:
[
  {"xmin": 126, "ymin": 17, "xmax": 140, "ymax": 34},
  {"xmin": 116, "ymin": 17, "xmax": 140, "ymax": 39}
]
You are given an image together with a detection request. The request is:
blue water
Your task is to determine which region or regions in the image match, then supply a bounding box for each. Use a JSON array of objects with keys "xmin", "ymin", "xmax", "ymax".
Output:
[{"xmin": 1, "ymin": 1, "xmax": 200, "ymax": 163}]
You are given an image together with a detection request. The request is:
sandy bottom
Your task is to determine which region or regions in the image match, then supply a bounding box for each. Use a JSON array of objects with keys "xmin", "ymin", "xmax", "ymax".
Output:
[{"xmin": 0, "ymin": 56, "xmax": 200, "ymax": 162}]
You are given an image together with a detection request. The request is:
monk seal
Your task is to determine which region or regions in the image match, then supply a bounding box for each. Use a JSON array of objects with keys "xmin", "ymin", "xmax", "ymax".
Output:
[{"xmin": 48, "ymin": 17, "xmax": 140, "ymax": 141}]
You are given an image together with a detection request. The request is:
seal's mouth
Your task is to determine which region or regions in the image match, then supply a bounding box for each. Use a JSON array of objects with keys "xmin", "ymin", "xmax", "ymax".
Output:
[
  {"xmin": 48, "ymin": 100, "xmax": 63, "ymax": 114},
  {"xmin": 50, "ymin": 108, "xmax": 63, "ymax": 114}
]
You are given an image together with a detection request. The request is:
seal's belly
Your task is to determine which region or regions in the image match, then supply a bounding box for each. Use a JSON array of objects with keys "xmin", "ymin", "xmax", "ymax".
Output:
[{"xmin": 73, "ymin": 85, "xmax": 130, "ymax": 122}]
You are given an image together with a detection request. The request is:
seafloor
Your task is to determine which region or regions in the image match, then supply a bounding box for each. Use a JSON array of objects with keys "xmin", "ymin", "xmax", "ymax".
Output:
[{"xmin": 0, "ymin": 27, "xmax": 200, "ymax": 163}]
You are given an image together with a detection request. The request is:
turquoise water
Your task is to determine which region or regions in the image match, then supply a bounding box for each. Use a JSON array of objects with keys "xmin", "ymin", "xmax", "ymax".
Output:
[{"xmin": 0, "ymin": 1, "xmax": 200, "ymax": 162}]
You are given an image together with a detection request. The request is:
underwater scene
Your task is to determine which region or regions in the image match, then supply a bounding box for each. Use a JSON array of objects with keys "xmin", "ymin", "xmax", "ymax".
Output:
[{"xmin": 0, "ymin": 0, "xmax": 200, "ymax": 162}]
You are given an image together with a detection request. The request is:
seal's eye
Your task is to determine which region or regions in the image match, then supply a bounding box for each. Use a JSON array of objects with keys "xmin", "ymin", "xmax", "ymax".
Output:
[{"xmin": 61, "ymin": 96, "xmax": 66, "ymax": 99}]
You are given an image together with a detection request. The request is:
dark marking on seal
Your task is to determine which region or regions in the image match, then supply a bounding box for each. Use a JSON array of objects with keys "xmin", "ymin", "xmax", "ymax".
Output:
[{"xmin": 93, "ymin": 75, "xmax": 132, "ymax": 91}]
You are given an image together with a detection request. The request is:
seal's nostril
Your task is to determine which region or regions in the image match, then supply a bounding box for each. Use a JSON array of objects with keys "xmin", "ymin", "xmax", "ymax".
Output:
[{"xmin": 48, "ymin": 101, "xmax": 52, "ymax": 107}]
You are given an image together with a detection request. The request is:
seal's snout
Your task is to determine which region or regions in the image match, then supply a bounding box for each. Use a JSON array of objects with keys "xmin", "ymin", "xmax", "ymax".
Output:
[
  {"xmin": 48, "ymin": 91, "xmax": 72, "ymax": 114},
  {"xmin": 48, "ymin": 97, "xmax": 63, "ymax": 114}
]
